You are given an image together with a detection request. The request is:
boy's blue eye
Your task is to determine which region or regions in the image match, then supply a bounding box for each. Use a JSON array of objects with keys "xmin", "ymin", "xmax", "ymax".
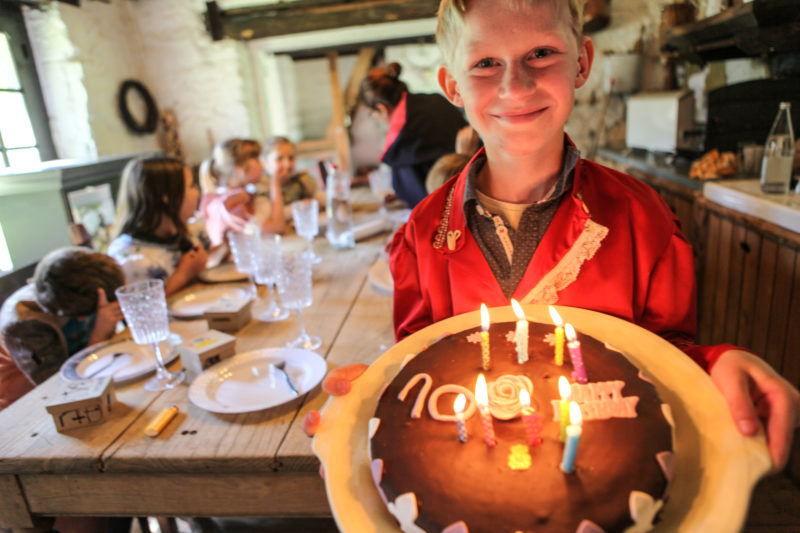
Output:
[
  {"xmin": 531, "ymin": 48, "xmax": 556, "ymax": 59},
  {"xmin": 474, "ymin": 58, "xmax": 497, "ymax": 69}
]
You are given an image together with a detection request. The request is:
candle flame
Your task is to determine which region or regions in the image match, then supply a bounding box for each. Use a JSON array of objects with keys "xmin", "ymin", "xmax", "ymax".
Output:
[
  {"xmin": 481, "ymin": 303, "xmax": 490, "ymax": 331},
  {"xmin": 510, "ymin": 299, "xmax": 525, "ymax": 320},
  {"xmin": 475, "ymin": 374, "xmax": 488, "ymax": 405},
  {"xmin": 558, "ymin": 376, "xmax": 571, "ymax": 400},
  {"xmin": 569, "ymin": 401, "xmax": 582, "ymax": 425},
  {"xmin": 549, "ymin": 305, "xmax": 564, "ymax": 327},
  {"xmin": 454, "ymin": 393, "xmax": 466, "ymax": 414},
  {"xmin": 564, "ymin": 323, "xmax": 577, "ymax": 343},
  {"xmin": 519, "ymin": 388, "xmax": 530, "ymax": 406}
]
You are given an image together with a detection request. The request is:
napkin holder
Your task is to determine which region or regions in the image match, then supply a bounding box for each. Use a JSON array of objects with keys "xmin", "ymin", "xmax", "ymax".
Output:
[
  {"xmin": 177, "ymin": 329, "xmax": 237, "ymax": 380},
  {"xmin": 203, "ymin": 298, "xmax": 252, "ymax": 332},
  {"xmin": 45, "ymin": 376, "xmax": 115, "ymax": 432}
]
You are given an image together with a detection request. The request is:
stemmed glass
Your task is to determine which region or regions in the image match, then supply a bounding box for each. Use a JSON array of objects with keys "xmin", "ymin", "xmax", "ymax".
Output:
[
  {"xmin": 291, "ymin": 198, "xmax": 322, "ymax": 264},
  {"xmin": 250, "ymin": 233, "xmax": 289, "ymax": 322},
  {"xmin": 276, "ymin": 253, "xmax": 321, "ymax": 350},
  {"xmin": 368, "ymin": 165, "xmax": 394, "ymax": 219},
  {"xmin": 115, "ymin": 279, "xmax": 184, "ymax": 391},
  {"xmin": 227, "ymin": 230, "xmax": 260, "ymax": 300}
]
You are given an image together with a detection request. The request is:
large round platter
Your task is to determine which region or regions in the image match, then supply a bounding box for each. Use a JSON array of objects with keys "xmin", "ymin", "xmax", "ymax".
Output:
[
  {"xmin": 169, "ymin": 285, "xmax": 250, "ymax": 318},
  {"xmin": 312, "ymin": 304, "xmax": 771, "ymax": 533},
  {"xmin": 61, "ymin": 337, "xmax": 179, "ymax": 384},
  {"xmin": 198, "ymin": 262, "xmax": 248, "ymax": 283}
]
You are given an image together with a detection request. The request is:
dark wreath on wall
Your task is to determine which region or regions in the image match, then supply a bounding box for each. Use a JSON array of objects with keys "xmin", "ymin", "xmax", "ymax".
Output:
[{"xmin": 117, "ymin": 79, "xmax": 159, "ymax": 134}]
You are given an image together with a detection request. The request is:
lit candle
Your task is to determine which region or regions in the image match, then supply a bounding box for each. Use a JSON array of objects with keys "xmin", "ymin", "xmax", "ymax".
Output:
[
  {"xmin": 480, "ymin": 303, "xmax": 491, "ymax": 371},
  {"xmin": 475, "ymin": 374, "xmax": 496, "ymax": 447},
  {"xmin": 549, "ymin": 306, "xmax": 565, "ymax": 366},
  {"xmin": 510, "ymin": 299, "xmax": 529, "ymax": 364},
  {"xmin": 564, "ymin": 324, "xmax": 588, "ymax": 384},
  {"xmin": 454, "ymin": 393, "xmax": 468, "ymax": 443},
  {"xmin": 561, "ymin": 401, "xmax": 583, "ymax": 474},
  {"xmin": 558, "ymin": 376, "xmax": 571, "ymax": 442},
  {"xmin": 519, "ymin": 389, "xmax": 542, "ymax": 446}
]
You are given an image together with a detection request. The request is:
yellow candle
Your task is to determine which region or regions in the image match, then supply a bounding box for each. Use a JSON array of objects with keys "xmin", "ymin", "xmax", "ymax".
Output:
[
  {"xmin": 549, "ymin": 306, "xmax": 565, "ymax": 366},
  {"xmin": 558, "ymin": 376, "xmax": 571, "ymax": 442},
  {"xmin": 480, "ymin": 303, "xmax": 491, "ymax": 370},
  {"xmin": 511, "ymin": 299, "xmax": 528, "ymax": 364},
  {"xmin": 475, "ymin": 374, "xmax": 496, "ymax": 447}
]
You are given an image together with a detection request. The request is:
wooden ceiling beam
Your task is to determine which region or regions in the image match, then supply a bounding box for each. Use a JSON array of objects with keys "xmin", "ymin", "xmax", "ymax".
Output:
[{"xmin": 206, "ymin": 0, "xmax": 438, "ymax": 41}]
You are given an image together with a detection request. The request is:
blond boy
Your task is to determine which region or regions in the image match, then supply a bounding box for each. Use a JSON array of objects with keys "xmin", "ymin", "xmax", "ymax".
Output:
[{"xmin": 383, "ymin": 0, "xmax": 799, "ymax": 471}]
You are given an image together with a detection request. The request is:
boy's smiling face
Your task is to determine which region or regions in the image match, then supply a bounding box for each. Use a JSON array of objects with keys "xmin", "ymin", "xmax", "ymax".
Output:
[{"xmin": 438, "ymin": 1, "xmax": 593, "ymax": 158}]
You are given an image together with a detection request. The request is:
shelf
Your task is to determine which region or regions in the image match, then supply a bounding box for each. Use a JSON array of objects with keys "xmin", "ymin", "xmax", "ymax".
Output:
[{"xmin": 662, "ymin": 0, "xmax": 800, "ymax": 64}]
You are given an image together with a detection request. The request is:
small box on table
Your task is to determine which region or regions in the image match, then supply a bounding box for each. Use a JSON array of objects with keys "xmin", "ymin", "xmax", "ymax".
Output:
[
  {"xmin": 178, "ymin": 329, "xmax": 237, "ymax": 379},
  {"xmin": 45, "ymin": 376, "xmax": 115, "ymax": 432},
  {"xmin": 203, "ymin": 298, "xmax": 252, "ymax": 332}
]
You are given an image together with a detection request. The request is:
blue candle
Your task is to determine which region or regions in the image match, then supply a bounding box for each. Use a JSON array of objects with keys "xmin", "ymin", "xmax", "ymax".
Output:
[{"xmin": 561, "ymin": 401, "xmax": 583, "ymax": 474}]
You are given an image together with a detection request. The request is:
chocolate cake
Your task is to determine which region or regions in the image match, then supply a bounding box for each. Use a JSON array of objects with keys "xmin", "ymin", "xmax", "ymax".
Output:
[{"xmin": 369, "ymin": 321, "xmax": 674, "ymax": 533}]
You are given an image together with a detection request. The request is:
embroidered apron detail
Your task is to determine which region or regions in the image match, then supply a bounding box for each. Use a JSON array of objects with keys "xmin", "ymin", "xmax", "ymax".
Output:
[
  {"xmin": 446, "ymin": 230, "xmax": 462, "ymax": 251},
  {"xmin": 520, "ymin": 218, "xmax": 609, "ymax": 305},
  {"xmin": 475, "ymin": 203, "xmax": 514, "ymax": 264}
]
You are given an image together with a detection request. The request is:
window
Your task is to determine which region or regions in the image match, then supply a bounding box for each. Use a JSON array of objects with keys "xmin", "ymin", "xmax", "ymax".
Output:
[{"xmin": 0, "ymin": 4, "xmax": 55, "ymax": 169}]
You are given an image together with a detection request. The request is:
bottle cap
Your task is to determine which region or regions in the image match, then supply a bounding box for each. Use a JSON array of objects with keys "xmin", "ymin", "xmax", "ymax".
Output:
[{"xmin": 779, "ymin": 102, "xmax": 791, "ymax": 109}]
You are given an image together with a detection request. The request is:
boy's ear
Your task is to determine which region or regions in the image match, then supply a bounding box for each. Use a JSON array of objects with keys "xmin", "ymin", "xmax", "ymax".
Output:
[
  {"xmin": 575, "ymin": 36, "xmax": 595, "ymax": 89},
  {"xmin": 438, "ymin": 65, "xmax": 464, "ymax": 107}
]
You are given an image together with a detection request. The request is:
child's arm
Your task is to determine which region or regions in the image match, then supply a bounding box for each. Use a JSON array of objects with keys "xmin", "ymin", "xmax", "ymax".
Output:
[
  {"xmin": 388, "ymin": 227, "xmax": 432, "ymax": 341},
  {"xmin": 260, "ymin": 176, "xmax": 285, "ymax": 235},
  {"xmin": 87, "ymin": 288, "xmax": 123, "ymax": 346},
  {"xmin": 164, "ymin": 246, "xmax": 208, "ymax": 297}
]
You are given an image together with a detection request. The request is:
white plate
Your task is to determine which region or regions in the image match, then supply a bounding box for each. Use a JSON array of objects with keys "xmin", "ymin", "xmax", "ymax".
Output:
[
  {"xmin": 198, "ymin": 262, "xmax": 248, "ymax": 283},
  {"xmin": 188, "ymin": 348, "xmax": 328, "ymax": 414},
  {"xmin": 169, "ymin": 286, "xmax": 251, "ymax": 318},
  {"xmin": 312, "ymin": 305, "xmax": 771, "ymax": 533},
  {"xmin": 368, "ymin": 257, "xmax": 392, "ymax": 294},
  {"xmin": 61, "ymin": 336, "xmax": 180, "ymax": 384}
]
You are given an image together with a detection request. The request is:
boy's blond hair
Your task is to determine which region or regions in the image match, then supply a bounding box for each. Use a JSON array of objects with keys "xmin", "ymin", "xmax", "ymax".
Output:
[{"xmin": 436, "ymin": 0, "xmax": 585, "ymax": 65}]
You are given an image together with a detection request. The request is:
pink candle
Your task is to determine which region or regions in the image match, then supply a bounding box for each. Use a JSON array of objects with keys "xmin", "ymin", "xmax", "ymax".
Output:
[
  {"xmin": 519, "ymin": 389, "xmax": 542, "ymax": 446},
  {"xmin": 475, "ymin": 374, "xmax": 496, "ymax": 447},
  {"xmin": 564, "ymin": 324, "xmax": 588, "ymax": 384}
]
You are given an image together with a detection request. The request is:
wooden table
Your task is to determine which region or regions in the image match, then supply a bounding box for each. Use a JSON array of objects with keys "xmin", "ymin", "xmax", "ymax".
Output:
[{"xmin": 0, "ymin": 231, "xmax": 396, "ymax": 531}]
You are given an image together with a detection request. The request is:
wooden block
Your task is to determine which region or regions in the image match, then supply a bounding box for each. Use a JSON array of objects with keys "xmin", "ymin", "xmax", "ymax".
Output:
[
  {"xmin": 178, "ymin": 329, "xmax": 237, "ymax": 379},
  {"xmin": 44, "ymin": 377, "xmax": 115, "ymax": 432},
  {"xmin": 204, "ymin": 299, "xmax": 252, "ymax": 332}
]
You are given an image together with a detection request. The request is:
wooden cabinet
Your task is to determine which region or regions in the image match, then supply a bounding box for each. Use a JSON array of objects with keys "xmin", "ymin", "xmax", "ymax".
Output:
[{"xmin": 695, "ymin": 197, "xmax": 800, "ymax": 388}]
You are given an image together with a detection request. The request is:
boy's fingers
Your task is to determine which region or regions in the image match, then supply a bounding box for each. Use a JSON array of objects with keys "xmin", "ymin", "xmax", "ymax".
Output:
[
  {"xmin": 712, "ymin": 360, "xmax": 760, "ymax": 436},
  {"xmin": 329, "ymin": 363, "xmax": 369, "ymax": 382},
  {"xmin": 97, "ymin": 288, "xmax": 108, "ymax": 305},
  {"xmin": 302, "ymin": 410, "xmax": 320, "ymax": 437}
]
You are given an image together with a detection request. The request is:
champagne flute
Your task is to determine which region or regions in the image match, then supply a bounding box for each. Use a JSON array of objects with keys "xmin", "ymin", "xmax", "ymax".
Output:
[
  {"xmin": 115, "ymin": 279, "xmax": 184, "ymax": 391},
  {"xmin": 276, "ymin": 253, "xmax": 321, "ymax": 350},
  {"xmin": 291, "ymin": 199, "xmax": 322, "ymax": 264},
  {"xmin": 251, "ymin": 233, "xmax": 289, "ymax": 322}
]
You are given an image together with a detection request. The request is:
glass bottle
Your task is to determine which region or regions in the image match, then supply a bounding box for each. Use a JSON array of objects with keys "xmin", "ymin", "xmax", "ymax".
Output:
[
  {"xmin": 325, "ymin": 162, "xmax": 354, "ymax": 249},
  {"xmin": 760, "ymin": 102, "xmax": 795, "ymax": 194}
]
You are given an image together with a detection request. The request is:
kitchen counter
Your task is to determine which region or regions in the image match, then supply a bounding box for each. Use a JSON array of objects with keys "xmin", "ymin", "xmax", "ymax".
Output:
[{"xmin": 596, "ymin": 147, "xmax": 800, "ymax": 235}]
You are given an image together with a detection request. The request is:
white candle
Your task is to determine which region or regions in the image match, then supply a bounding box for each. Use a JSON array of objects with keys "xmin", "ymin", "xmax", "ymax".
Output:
[
  {"xmin": 510, "ymin": 299, "xmax": 528, "ymax": 364},
  {"xmin": 454, "ymin": 393, "xmax": 468, "ymax": 443}
]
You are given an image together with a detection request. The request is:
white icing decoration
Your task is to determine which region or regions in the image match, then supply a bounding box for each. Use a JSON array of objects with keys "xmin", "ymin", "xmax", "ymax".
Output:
[
  {"xmin": 387, "ymin": 493, "xmax": 426, "ymax": 533},
  {"xmin": 397, "ymin": 374, "xmax": 433, "ymax": 419},
  {"xmin": 550, "ymin": 380, "xmax": 639, "ymax": 421},
  {"xmin": 543, "ymin": 332, "xmax": 556, "ymax": 346},
  {"xmin": 370, "ymin": 459, "xmax": 388, "ymax": 505},
  {"xmin": 427, "ymin": 385, "xmax": 477, "ymax": 422},
  {"xmin": 656, "ymin": 451, "xmax": 675, "ymax": 498},
  {"xmin": 637, "ymin": 370, "xmax": 655, "ymax": 385},
  {"xmin": 466, "ymin": 331, "xmax": 482, "ymax": 344},
  {"xmin": 661, "ymin": 404, "xmax": 674, "ymax": 427},
  {"xmin": 401, "ymin": 353, "xmax": 417, "ymax": 368},
  {"xmin": 576, "ymin": 519, "xmax": 606, "ymax": 533},
  {"xmin": 442, "ymin": 521, "xmax": 468, "ymax": 533},
  {"xmin": 623, "ymin": 491, "xmax": 663, "ymax": 533},
  {"xmin": 377, "ymin": 383, "xmax": 389, "ymax": 401},
  {"xmin": 487, "ymin": 375, "xmax": 533, "ymax": 420},
  {"xmin": 504, "ymin": 330, "xmax": 516, "ymax": 343},
  {"xmin": 603, "ymin": 341, "xmax": 623, "ymax": 354},
  {"xmin": 369, "ymin": 417, "xmax": 380, "ymax": 438}
]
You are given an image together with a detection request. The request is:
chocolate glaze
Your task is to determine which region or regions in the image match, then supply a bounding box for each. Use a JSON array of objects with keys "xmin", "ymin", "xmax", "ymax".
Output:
[{"xmin": 370, "ymin": 322, "xmax": 672, "ymax": 533}]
